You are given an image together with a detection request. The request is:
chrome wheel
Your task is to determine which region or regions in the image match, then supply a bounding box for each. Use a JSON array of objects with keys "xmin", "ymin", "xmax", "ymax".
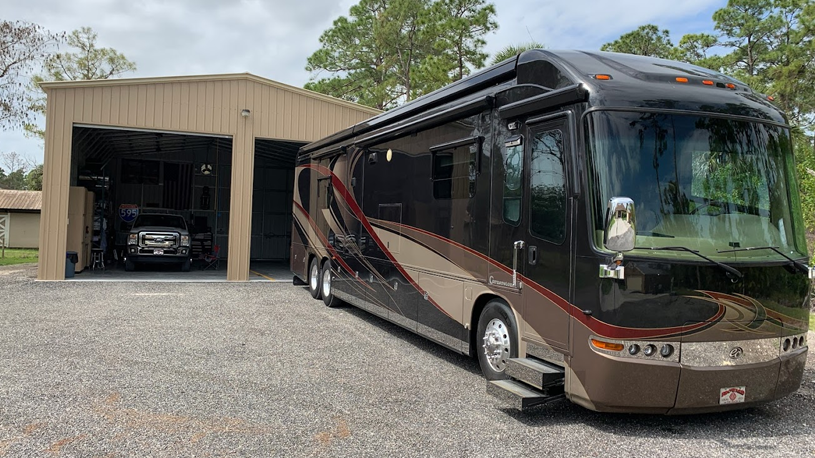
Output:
[
  {"xmin": 482, "ymin": 318, "xmax": 511, "ymax": 372},
  {"xmin": 321, "ymin": 265, "xmax": 331, "ymax": 298},
  {"xmin": 310, "ymin": 261, "xmax": 319, "ymax": 291}
]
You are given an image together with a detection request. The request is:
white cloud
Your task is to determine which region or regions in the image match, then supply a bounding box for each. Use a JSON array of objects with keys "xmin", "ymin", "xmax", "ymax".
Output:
[{"xmin": 0, "ymin": 0, "xmax": 724, "ymax": 163}]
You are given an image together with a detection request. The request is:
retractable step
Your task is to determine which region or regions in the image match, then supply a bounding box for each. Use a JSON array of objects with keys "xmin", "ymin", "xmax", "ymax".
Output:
[
  {"xmin": 487, "ymin": 380, "xmax": 564, "ymax": 410},
  {"xmin": 505, "ymin": 357, "xmax": 565, "ymax": 390}
]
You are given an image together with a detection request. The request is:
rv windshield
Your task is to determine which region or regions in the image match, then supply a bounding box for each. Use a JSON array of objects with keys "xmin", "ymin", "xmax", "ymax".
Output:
[{"xmin": 586, "ymin": 110, "xmax": 807, "ymax": 262}]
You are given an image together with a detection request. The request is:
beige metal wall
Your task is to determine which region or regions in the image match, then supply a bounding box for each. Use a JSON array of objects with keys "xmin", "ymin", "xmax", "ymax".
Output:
[
  {"xmin": 39, "ymin": 74, "xmax": 379, "ymax": 280},
  {"xmin": 7, "ymin": 212, "xmax": 41, "ymax": 249}
]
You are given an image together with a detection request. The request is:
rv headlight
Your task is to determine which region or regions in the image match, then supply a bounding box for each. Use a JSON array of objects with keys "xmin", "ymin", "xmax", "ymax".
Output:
[
  {"xmin": 180, "ymin": 235, "xmax": 190, "ymax": 246},
  {"xmin": 128, "ymin": 233, "xmax": 138, "ymax": 245}
]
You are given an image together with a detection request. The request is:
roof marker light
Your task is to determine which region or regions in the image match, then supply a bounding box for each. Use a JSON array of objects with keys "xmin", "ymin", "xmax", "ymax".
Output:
[
  {"xmin": 676, "ymin": 77, "xmax": 689, "ymax": 83},
  {"xmin": 767, "ymin": 95, "xmax": 775, "ymax": 101},
  {"xmin": 593, "ymin": 74, "xmax": 612, "ymax": 80},
  {"xmin": 726, "ymin": 83, "xmax": 736, "ymax": 90},
  {"xmin": 702, "ymin": 80, "xmax": 714, "ymax": 86}
]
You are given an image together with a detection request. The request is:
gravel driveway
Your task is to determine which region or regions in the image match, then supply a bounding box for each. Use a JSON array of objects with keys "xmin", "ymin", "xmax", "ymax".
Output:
[{"xmin": 1, "ymin": 265, "xmax": 814, "ymax": 457}]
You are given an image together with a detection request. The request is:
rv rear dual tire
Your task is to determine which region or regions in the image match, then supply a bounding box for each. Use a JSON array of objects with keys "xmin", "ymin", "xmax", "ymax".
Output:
[
  {"xmin": 308, "ymin": 258, "xmax": 322, "ymax": 299},
  {"xmin": 477, "ymin": 300, "xmax": 519, "ymax": 381},
  {"xmin": 321, "ymin": 261, "xmax": 342, "ymax": 308}
]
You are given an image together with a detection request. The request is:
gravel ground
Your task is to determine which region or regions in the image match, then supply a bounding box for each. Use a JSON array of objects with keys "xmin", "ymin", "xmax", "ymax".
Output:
[{"xmin": 1, "ymin": 265, "xmax": 815, "ymax": 457}]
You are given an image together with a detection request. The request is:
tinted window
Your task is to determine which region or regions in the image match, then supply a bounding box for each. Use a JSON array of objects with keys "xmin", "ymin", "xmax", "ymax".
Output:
[
  {"xmin": 529, "ymin": 129, "xmax": 567, "ymax": 242},
  {"xmin": 502, "ymin": 137, "xmax": 524, "ymax": 224},
  {"xmin": 432, "ymin": 142, "xmax": 478, "ymax": 199}
]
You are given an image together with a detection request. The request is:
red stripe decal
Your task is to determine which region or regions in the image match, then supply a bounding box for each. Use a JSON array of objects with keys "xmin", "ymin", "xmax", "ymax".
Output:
[
  {"xmin": 293, "ymin": 200, "xmax": 374, "ymax": 292},
  {"xmin": 302, "ymin": 164, "xmax": 453, "ymax": 320}
]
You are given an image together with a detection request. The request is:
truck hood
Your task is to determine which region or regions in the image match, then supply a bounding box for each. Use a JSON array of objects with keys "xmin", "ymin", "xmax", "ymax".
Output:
[{"xmin": 133, "ymin": 226, "xmax": 188, "ymax": 234}]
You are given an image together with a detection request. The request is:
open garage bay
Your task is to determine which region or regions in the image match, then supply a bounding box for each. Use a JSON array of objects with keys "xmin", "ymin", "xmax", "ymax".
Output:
[{"xmin": 1, "ymin": 267, "xmax": 815, "ymax": 456}]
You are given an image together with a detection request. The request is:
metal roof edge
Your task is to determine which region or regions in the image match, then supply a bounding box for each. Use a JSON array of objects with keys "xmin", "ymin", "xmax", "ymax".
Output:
[{"xmin": 39, "ymin": 72, "xmax": 382, "ymax": 115}]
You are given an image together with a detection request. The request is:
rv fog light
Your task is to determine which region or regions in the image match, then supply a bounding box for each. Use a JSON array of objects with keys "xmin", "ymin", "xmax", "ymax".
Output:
[
  {"xmin": 660, "ymin": 344, "xmax": 674, "ymax": 358},
  {"xmin": 628, "ymin": 344, "xmax": 640, "ymax": 355},
  {"xmin": 643, "ymin": 344, "xmax": 657, "ymax": 357},
  {"xmin": 783, "ymin": 338, "xmax": 791, "ymax": 351}
]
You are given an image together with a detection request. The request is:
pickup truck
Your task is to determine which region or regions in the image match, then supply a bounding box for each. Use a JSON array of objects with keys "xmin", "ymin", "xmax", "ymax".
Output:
[{"xmin": 125, "ymin": 213, "xmax": 192, "ymax": 272}]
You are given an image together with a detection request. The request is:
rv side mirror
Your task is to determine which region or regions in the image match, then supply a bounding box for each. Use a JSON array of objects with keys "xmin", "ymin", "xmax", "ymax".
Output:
[{"xmin": 604, "ymin": 197, "xmax": 636, "ymax": 253}]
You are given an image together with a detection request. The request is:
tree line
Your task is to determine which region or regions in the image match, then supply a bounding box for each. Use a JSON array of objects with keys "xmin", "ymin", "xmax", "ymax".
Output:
[{"xmin": 0, "ymin": 22, "xmax": 136, "ymax": 190}]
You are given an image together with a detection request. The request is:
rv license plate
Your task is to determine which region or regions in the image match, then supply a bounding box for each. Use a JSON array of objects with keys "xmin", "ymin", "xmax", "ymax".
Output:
[
  {"xmin": 154, "ymin": 249, "xmax": 164, "ymax": 255},
  {"xmin": 719, "ymin": 386, "xmax": 746, "ymax": 405}
]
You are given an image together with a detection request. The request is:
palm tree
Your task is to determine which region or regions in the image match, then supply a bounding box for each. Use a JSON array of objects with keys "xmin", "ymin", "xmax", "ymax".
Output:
[{"xmin": 491, "ymin": 42, "xmax": 545, "ymax": 65}]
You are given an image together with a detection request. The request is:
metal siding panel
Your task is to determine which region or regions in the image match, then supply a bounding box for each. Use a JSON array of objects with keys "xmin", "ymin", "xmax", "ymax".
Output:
[
  {"xmin": 283, "ymin": 91, "xmax": 292, "ymax": 139},
  {"xmin": 155, "ymin": 84, "xmax": 165, "ymax": 126},
  {"xmin": 91, "ymin": 87, "xmax": 103, "ymax": 124},
  {"xmin": 320, "ymin": 100, "xmax": 329, "ymax": 138},
  {"xmin": 274, "ymin": 88, "xmax": 284, "ymax": 137},
  {"xmin": 229, "ymin": 81, "xmax": 239, "ymax": 133},
  {"xmin": 261, "ymin": 84, "xmax": 271, "ymax": 138},
  {"xmin": 137, "ymin": 85, "xmax": 147, "ymax": 126},
  {"xmin": 40, "ymin": 89, "xmax": 72, "ymax": 279},
  {"xmin": 128, "ymin": 86, "xmax": 138, "ymax": 125},
  {"xmin": 179, "ymin": 83, "xmax": 190, "ymax": 131},
  {"xmin": 72, "ymin": 88, "xmax": 84, "ymax": 124},
  {"xmin": 145, "ymin": 84, "xmax": 156, "ymax": 127},
  {"xmin": 204, "ymin": 81, "xmax": 214, "ymax": 132},
  {"xmin": 196, "ymin": 82, "xmax": 206, "ymax": 132},
  {"xmin": 171, "ymin": 82, "xmax": 181, "ymax": 130},
  {"xmin": 101, "ymin": 87, "xmax": 112, "ymax": 124},
  {"xmin": 82, "ymin": 87, "xmax": 93, "ymax": 122}
]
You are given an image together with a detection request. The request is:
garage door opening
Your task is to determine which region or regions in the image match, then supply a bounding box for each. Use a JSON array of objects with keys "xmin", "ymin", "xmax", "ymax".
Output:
[
  {"xmin": 66, "ymin": 125, "xmax": 235, "ymax": 280},
  {"xmin": 249, "ymin": 138, "xmax": 306, "ymax": 279}
]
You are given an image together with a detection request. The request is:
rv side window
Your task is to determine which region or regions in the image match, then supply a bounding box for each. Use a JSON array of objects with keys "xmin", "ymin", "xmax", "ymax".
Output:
[
  {"xmin": 529, "ymin": 128, "xmax": 567, "ymax": 243},
  {"xmin": 502, "ymin": 136, "xmax": 524, "ymax": 224},
  {"xmin": 431, "ymin": 142, "xmax": 478, "ymax": 199}
]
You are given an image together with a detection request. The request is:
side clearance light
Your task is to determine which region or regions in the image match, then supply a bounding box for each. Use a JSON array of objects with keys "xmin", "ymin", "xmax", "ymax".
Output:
[
  {"xmin": 702, "ymin": 80, "xmax": 714, "ymax": 86},
  {"xmin": 593, "ymin": 74, "xmax": 612, "ymax": 80},
  {"xmin": 676, "ymin": 77, "xmax": 689, "ymax": 83},
  {"xmin": 726, "ymin": 83, "xmax": 736, "ymax": 90},
  {"xmin": 591, "ymin": 339, "xmax": 624, "ymax": 352},
  {"xmin": 768, "ymin": 95, "xmax": 775, "ymax": 101}
]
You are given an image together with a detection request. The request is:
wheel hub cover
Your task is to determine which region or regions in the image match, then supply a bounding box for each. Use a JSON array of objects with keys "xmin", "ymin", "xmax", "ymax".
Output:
[{"xmin": 482, "ymin": 318, "xmax": 510, "ymax": 372}]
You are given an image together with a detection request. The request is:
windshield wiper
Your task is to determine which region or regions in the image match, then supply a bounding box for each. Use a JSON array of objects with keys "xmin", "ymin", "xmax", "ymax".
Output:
[
  {"xmin": 635, "ymin": 246, "xmax": 743, "ymax": 278},
  {"xmin": 636, "ymin": 231, "xmax": 675, "ymax": 238},
  {"xmin": 718, "ymin": 246, "xmax": 810, "ymax": 274}
]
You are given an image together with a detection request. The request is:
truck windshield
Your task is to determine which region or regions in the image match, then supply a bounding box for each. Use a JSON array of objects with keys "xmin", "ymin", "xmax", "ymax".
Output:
[
  {"xmin": 586, "ymin": 110, "xmax": 807, "ymax": 262},
  {"xmin": 133, "ymin": 214, "xmax": 185, "ymax": 229}
]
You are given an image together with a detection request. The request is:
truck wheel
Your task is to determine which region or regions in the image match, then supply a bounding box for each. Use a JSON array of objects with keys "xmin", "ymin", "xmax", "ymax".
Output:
[
  {"xmin": 308, "ymin": 258, "xmax": 322, "ymax": 299},
  {"xmin": 181, "ymin": 259, "xmax": 191, "ymax": 272},
  {"xmin": 321, "ymin": 260, "xmax": 342, "ymax": 307},
  {"xmin": 476, "ymin": 299, "xmax": 518, "ymax": 381},
  {"xmin": 125, "ymin": 259, "xmax": 135, "ymax": 272}
]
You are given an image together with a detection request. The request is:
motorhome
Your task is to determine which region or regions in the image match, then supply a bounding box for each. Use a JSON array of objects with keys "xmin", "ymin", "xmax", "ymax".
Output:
[{"xmin": 290, "ymin": 50, "xmax": 810, "ymax": 413}]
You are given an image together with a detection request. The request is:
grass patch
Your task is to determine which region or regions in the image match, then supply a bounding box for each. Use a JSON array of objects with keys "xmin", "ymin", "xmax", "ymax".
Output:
[
  {"xmin": 810, "ymin": 312, "xmax": 815, "ymax": 331},
  {"xmin": 0, "ymin": 248, "xmax": 38, "ymax": 266}
]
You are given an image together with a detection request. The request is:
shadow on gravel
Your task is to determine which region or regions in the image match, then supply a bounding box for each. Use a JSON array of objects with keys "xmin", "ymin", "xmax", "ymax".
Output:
[
  {"xmin": 328, "ymin": 298, "xmax": 483, "ymax": 377},
  {"xmin": 500, "ymin": 394, "xmax": 809, "ymax": 445}
]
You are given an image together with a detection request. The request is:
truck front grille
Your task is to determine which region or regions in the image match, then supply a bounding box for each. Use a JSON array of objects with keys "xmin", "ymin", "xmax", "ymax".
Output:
[{"xmin": 140, "ymin": 232, "xmax": 178, "ymax": 248}]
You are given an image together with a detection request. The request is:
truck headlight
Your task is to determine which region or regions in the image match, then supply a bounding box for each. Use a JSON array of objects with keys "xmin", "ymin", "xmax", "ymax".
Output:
[
  {"xmin": 180, "ymin": 235, "xmax": 190, "ymax": 246},
  {"xmin": 128, "ymin": 233, "xmax": 138, "ymax": 245}
]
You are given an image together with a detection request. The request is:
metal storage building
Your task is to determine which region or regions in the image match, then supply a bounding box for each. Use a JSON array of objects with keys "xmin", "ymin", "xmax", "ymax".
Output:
[{"xmin": 38, "ymin": 73, "xmax": 379, "ymax": 280}]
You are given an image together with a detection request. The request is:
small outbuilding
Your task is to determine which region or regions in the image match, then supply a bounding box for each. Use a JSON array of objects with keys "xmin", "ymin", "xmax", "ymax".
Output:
[
  {"xmin": 37, "ymin": 73, "xmax": 379, "ymax": 280},
  {"xmin": 0, "ymin": 190, "xmax": 42, "ymax": 249}
]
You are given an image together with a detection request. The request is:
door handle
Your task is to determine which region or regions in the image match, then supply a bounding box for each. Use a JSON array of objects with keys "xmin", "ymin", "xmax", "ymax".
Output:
[
  {"xmin": 528, "ymin": 246, "xmax": 538, "ymax": 265},
  {"xmin": 512, "ymin": 240, "xmax": 525, "ymax": 287}
]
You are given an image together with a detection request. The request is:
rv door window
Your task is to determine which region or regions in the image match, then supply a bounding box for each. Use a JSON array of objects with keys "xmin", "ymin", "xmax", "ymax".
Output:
[{"xmin": 529, "ymin": 128, "xmax": 567, "ymax": 243}]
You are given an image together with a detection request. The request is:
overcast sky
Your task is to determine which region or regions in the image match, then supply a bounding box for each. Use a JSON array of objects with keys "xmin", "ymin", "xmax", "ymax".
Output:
[{"xmin": 1, "ymin": 0, "xmax": 723, "ymax": 164}]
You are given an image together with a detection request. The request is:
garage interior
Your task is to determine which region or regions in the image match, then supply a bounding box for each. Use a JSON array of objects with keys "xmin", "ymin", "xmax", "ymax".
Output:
[{"xmin": 66, "ymin": 124, "xmax": 304, "ymax": 281}]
